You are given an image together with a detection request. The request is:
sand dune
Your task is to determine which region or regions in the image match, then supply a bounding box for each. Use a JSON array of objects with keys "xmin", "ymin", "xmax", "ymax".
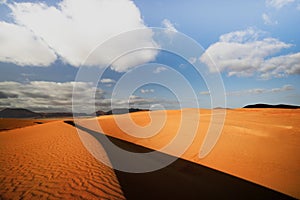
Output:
[
  {"xmin": 0, "ymin": 121, "xmax": 124, "ymax": 199},
  {"xmin": 69, "ymin": 121, "xmax": 291, "ymax": 199},
  {"xmin": 0, "ymin": 118, "xmax": 57, "ymax": 132},
  {"xmin": 1, "ymin": 108, "xmax": 299, "ymax": 199},
  {"xmin": 76, "ymin": 108, "xmax": 300, "ymax": 198}
]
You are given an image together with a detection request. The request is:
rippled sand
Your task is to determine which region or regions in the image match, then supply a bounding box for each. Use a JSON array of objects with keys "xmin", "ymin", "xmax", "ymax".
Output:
[
  {"xmin": 1, "ymin": 108, "xmax": 299, "ymax": 199},
  {"xmin": 77, "ymin": 108, "xmax": 300, "ymax": 198},
  {"xmin": 0, "ymin": 121, "xmax": 124, "ymax": 199}
]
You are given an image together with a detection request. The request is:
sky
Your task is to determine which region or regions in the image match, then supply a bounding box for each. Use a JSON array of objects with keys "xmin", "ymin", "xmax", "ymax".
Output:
[{"xmin": 0, "ymin": 0, "xmax": 299, "ymax": 112}]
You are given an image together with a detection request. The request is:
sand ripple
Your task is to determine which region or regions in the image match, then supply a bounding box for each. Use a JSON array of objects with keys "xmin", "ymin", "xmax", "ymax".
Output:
[{"xmin": 0, "ymin": 121, "xmax": 125, "ymax": 199}]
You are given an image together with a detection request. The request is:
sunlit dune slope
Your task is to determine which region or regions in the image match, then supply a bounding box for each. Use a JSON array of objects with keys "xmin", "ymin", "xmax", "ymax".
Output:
[
  {"xmin": 77, "ymin": 108, "xmax": 300, "ymax": 198},
  {"xmin": 0, "ymin": 121, "xmax": 125, "ymax": 199},
  {"xmin": 0, "ymin": 118, "xmax": 57, "ymax": 131}
]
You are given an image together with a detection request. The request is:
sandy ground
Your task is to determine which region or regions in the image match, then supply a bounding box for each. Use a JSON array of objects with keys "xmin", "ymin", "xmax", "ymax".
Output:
[
  {"xmin": 76, "ymin": 108, "xmax": 300, "ymax": 199},
  {"xmin": 0, "ymin": 108, "xmax": 299, "ymax": 199},
  {"xmin": 0, "ymin": 121, "xmax": 125, "ymax": 199},
  {"xmin": 0, "ymin": 118, "xmax": 58, "ymax": 132}
]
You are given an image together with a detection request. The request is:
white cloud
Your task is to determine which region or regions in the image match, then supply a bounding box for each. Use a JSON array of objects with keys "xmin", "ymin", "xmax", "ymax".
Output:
[
  {"xmin": 260, "ymin": 52, "xmax": 300, "ymax": 78},
  {"xmin": 227, "ymin": 84, "xmax": 294, "ymax": 96},
  {"xmin": 0, "ymin": 81, "xmax": 177, "ymax": 112},
  {"xmin": 2, "ymin": 0, "xmax": 157, "ymax": 70},
  {"xmin": 200, "ymin": 91, "xmax": 210, "ymax": 95},
  {"xmin": 262, "ymin": 13, "xmax": 278, "ymax": 25},
  {"xmin": 140, "ymin": 89, "xmax": 154, "ymax": 94},
  {"xmin": 0, "ymin": 81, "xmax": 105, "ymax": 112},
  {"xmin": 128, "ymin": 95, "xmax": 176, "ymax": 110},
  {"xmin": 161, "ymin": 18, "xmax": 178, "ymax": 41},
  {"xmin": 266, "ymin": 0, "xmax": 295, "ymax": 8},
  {"xmin": 95, "ymin": 94, "xmax": 176, "ymax": 110},
  {"xmin": 188, "ymin": 57, "xmax": 197, "ymax": 64},
  {"xmin": 100, "ymin": 78, "xmax": 116, "ymax": 84},
  {"xmin": 162, "ymin": 19, "xmax": 178, "ymax": 33},
  {"xmin": 200, "ymin": 28, "xmax": 300, "ymax": 78},
  {"xmin": 271, "ymin": 84, "xmax": 294, "ymax": 92},
  {"xmin": 0, "ymin": 21, "xmax": 57, "ymax": 66},
  {"xmin": 219, "ymin": 28, "xmax": 262, "ymax": 43},
  {"xmin": 153, "ymin": 66, "xmax": 168, "ymax": 74}
]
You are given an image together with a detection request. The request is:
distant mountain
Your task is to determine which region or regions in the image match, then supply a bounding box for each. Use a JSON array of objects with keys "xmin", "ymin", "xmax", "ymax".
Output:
[
  {"xmin": 0, "ymin": 108, "xmax": 88, "ymax": 118},
  {"xmin": 106, "ymin": 108, "xmax": 149, "ymax": 115},
  {"xmin": 95, "ymin": 108, "xmax": 149, "ymax": 116},
  {"xmin": 0, "ymin": 108, "xmax": 42, "ymax": 118},
  {"xmin": 0, "ymin": 107, "xmax": 149, "ymax": 118},
  {"xmin": 213, "ymin": 107, "xmax": 227, "ymax": 109},
  {"xmin": 243, "ymin": 104, "xmax": 300, "ymax": 109},
  {"xmin": 41, "ymin": 112, "xmax": 74, "ymax": 118},
  {"xmin": 95, "ymin": 110, "xmax": 107, "ymax": 116}
]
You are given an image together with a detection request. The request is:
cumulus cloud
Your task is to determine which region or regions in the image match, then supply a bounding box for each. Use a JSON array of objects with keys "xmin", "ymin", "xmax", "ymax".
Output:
[
  {"xmin": 94, "ymin": 94, "xmax": 176, "ymax": 110},
  {"xmin": 0, "ymin": 81, "xmax": 105, "ymax": 112},
  {"xmin": 200, "ymin": 28, "xmax": 300, "ymax": 78},
  {"xmin": 128, "ymin": 95, "xmax": 176, "ymax": 109},
  {"xmin": 262, "ymin": 13, "xmax": 278, "ymax": 25},
  {"xmin": 261, "ymin": 52, "xmax": 300, "ymax": 78},
  {"xmin": 188, "ymin": 57, "xmax": 197, "ymax": 65},
  {"xmin": 0, "ymin": 81, "xmax": 177, "ymax": 112},
  {"xmin": 227, "ymin": 84, "xmax": 294, "ymax": 96},
  {"xmin": 153, "ymin": 66, "xmax": 168, "ymax": 74},
  {"xmin": 0, "ymin": 21, "xmax": 57, "ymax": 66},
  {"xmin": 161, "ymin": 19, "xmax": 178, "ymax": 41},
  {"xmin": 266, "ymin": 0, "xmax": 295, "ymax": 8},
  {"xmin": 199, "ymin": 91, "xmax": 210, "ymax": 95},
  {"xmin": 140, "ymin": 89, "xmax": 154, "ymax": 94},
  {"xmin": 99, "ymin": 78, "xmax": 116, "ymax": 87},
  {"xmin": 1, "ymin": 0, "xmax": 157, "ymax": 70},
  {"xmin": 271, "ymin": 84, "xmax": 294, "ymax": 92},
  {"xmin": 100, "ymin": 78, "xmax": 116, "ymax": 84},
  {"xmin": 162, "ymin": 19, "xmax": 178, "ymax": 33}
]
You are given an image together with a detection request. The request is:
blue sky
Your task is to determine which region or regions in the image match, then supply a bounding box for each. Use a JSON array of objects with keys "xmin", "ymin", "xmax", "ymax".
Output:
[{"xmin": 0, "ymin": 0, "xmax": 299, "ymax": 112}]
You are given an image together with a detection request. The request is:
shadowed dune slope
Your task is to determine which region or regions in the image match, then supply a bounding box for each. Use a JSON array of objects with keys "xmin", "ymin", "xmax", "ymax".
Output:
[
  {"xmin": 76, "ymin": 108, "xmax": 300, "ymax": 198},
  {"xmin": 0, "ymin": 121, "xmax": 125, "ymax": 199},
  {"xmin": 1, "ymin": 108, "xmax": 299, "ymax": 199},
  {"xmin": 69, "ymin": 121, "xmax": 293, "ymax": 200}
]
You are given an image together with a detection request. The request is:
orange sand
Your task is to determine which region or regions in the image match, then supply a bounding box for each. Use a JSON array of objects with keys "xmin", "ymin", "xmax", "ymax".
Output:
[
  {"xmin": 77, "ymin": 108, "xmax": 300, "ymax": 198},
  {"xmin": 0, "ymin": 121, "xmax": 124, "ymax": 199},
  {"xmin": 0, "ymin": 118, "xmax": 57, "ymax": 131},
  {"xmin": 1, "ymin": 109, "xmax": 299, "ymax": 199}
]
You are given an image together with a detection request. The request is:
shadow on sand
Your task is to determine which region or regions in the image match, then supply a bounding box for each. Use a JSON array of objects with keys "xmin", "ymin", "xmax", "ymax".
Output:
[{"xmin": 64, "ymin": 120, "xmax": 294, "ymax": 200}]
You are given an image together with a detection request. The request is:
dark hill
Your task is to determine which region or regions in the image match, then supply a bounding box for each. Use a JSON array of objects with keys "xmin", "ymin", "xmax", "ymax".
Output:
[
  {"xmin": 0, "ymin": 108, "xmax": 88, "ymax": 118},
  {"xmin": 95, "ymin": 110, "xmax": 107, "ymax": 116},
  {"xmin": 42, "ymin": 112, "xmax": 74, "ymax": 118},
  {"xmin": 0, "ymin": 107, "xmax": 149, "ymax": 118},
  {"xmin": 94, "ymin": 108, "xmax": 149, "ymax": 116},
  {"xmin": 243, "ymin": 104, "xmax": 300, "ymax": 109},
  {"xmin": 0, "ymin": 108, "xmax": 42, "ymax": 118},
  {"xmin": 106, "ymin": 108, "xmax": 149, "ymax": 115}
]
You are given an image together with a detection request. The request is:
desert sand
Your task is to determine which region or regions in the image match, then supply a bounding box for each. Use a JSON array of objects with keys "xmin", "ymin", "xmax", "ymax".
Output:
[
  {"xmin": 0, "ymin": 121, "xmax": 125, "ymax": 199},
  {"xmin": 76, "ymin": 108, "xmax": 300, "ymax": 198},
  {"xmin": 0, "ymin": 108, "xmax": 299, "ymax": 199},
  {"xmin": 0, "ymin": 118, "xmax": 58, "ymax": 132}
]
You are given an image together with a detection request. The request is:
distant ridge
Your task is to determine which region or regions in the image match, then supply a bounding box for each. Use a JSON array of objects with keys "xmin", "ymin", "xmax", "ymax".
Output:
[
  {"xmin": 0, "ymin": 107, "xmax": 149, "ymax": 118},
  {"xmin": 0, "ymin": 108, "xmax": 42, "ymax": 118},
  {"xmin": 95, "ymin": 108, "xmax": 149, "ymax": 116},
  {"xmin": 0, "ymin": 108, "xmax": 87, "ymax": 118},
  {"xmin": 243, "ymin": 104, "xmax": 300, "ymax": 109}
]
